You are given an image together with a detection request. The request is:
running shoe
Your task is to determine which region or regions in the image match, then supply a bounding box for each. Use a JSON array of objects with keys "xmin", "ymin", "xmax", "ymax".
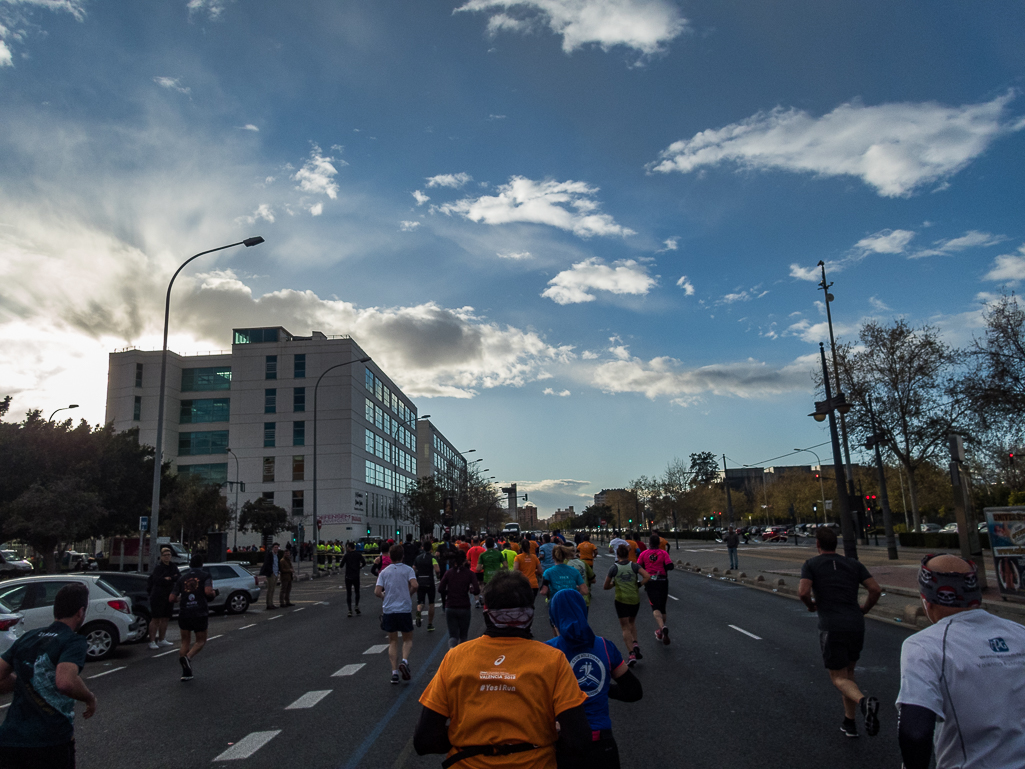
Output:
[
  {"xmin": 415, "ymin": 611, "xmax": 422, "ymax": 627},
  {"xmin": 654, "ymin": 628, "xmax": 663, "ymax": 642},
  {"xmin": 391, "ymin": 673, "xmax": 400, "ymax": 685},
  {"xmin": 355, "ymin": 607, "xmax": 361, "ymax": 615},
  {"xmin": 427, "ymin": 624, "xmax": 435, "ymax": 632},
  {"xmin": 158, "ymin": 639, "xmax": 174, "ymax": 647},
  {"xmin": 661, "ymin": 626, "xmax": 670, "ymax": 646},
  {"xmin": 840, "ymin": 719, "xmax": 858, "ymax": 738},
  {"xmin": 633, "ymin": 644, "xmax": 643, "ymax": 660},
  {"xmin": 861, "ymin": 696, "xmax": 880, "ymax": 737},
  {"xmin": 179, "ymin": 656, "xmax": 193, "ymax": 681},
  {"xmin": 399, "ymin": 660, "xmax": 411, "ymax": 681},
  {"xmin": 626, "ymin": 653, "xmax": 637, "ymax": 667},
  {"xmin": 149, "ymin": 641, "xmax": 159, "ymax": 650}
]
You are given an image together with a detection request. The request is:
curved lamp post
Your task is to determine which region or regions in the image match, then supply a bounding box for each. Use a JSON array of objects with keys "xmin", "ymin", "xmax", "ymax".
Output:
[
  {"xmin": 48, "ymin": 404, "xmax": 79, "ymax": 422},
  {"xmin": 225, "ymin": 447, "xmax": 241, "ymax": 551},
  {"xmin": 793, "ymin": 447, "xmax": 828, "ymax": 524},
  {"xmin": 312, "ymin": 356, "xmax": 371, "ymax": 578},
  {"xmin": 147, "ymin": 236, "xmax": 264, "ymax": 572}
]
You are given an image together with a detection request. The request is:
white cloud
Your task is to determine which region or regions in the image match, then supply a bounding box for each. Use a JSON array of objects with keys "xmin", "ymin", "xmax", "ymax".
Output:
[
  {"xmin": 292, "ymin": 144, "xmax": 344, "ymax": 200},
  {"xmin": 856, "ymin": 229, "xmax": 916, "ymax": 254},
  {"xmin": 543, "ymin": 387, "xmax": 570, "ymax": 396},
  {"xmin": 660, "ymin": 237, "xmax": 679, "ymax": 251},
  {"xmin": 581, "ymin": 350, "xmax": 599, "ymax": 360},
  {"xmin": 869, "ymin": 296, "xmax": 891, "ymax": 312},
  {"xmin": 910, "ymin": 230, "xmax": 1006, "ymax": 258},
  {"xmin": 983, "ymin": 244, "xmax": 1025, "ymax": 283},
  {"xmin": 455, "ymin": 0, "xmax": 688, "ymax": 57},
  {"xmin": 308, "ymin": 202, "xmax": 323, "ymax": 216},
  {"xmin": 412, "ymin": 190, "xmax": 430, "ymax": 206},
  {"xmin": 440, "ymin": 176, "xmax": 634, "ymax": 238},
  {"xmin": 487, "ymin": 114, "xmax": 507, "ymax": 121},
  {"xmin": 649, "ymin": 92, "xmax": 1025, "ymax": 197},
  {"xmin": 542, "ymin": 258, "xmax": 656, "ymax": 304},
  {"xmin": 497, "ymin": 251, "xmax": 532, "ymax": 260},
  {"xmin": 676, "ymin": 276, "xmax": 694, "ymax": 295},
  {"xmin": 399, "ymin": 220, "xmax": 421, "ymax": 231},
  {"xmin": 187, "ymin": 0, "xmax": 230, "ymax": 20},
  {"xmin": 237, "ymin": 203, "xmax": 275, "ymax": 225},
  {"xmin": 426, "ymin": 173, "xmax": 472, "ymax": 189},
  {"xmin": 240, "ymin": 124, "xmax": 259, "ymax": 132},
  {"xmin": 0, "ymin": 0, "xmax": 85, "ymax": 67},
  {"xmin": 153, "ymin": 76, "xmax": 191, "ymax": 95},
  {"xmin": 0, "ymin": 39, "xmax": 11, "ymax": 67}
]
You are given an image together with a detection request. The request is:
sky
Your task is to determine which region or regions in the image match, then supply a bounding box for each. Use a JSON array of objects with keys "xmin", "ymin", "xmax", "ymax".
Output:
[{"xmin": 1, "ymin": 0, "xmax": 1023, "ymax": 516}]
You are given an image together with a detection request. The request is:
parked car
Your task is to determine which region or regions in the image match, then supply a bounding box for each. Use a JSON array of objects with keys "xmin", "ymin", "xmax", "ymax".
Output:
[
  {"xmin": 0, "ymin": 550, "xmax": 33, "ymax": 578},
  {"xmin": 0, "ymin": 575, "xmax": 141, "ymax": 660},
  {"xmin": 0, "ymin": 597, "xmax": 25, "ymax": 655},
  {"xmin": 95, "ymin": 571, "xmax": 162, "ymax": 642},
  {"xmin": 941, "ymin": 523, "xmax": 959, "ymax": 533},
  {"xmin": 59, "ymin": 551, "xmax": 98, "ymax": 571},
  {"xmin": 762, "ymin": 526, "xmax": 789, "ymax": 542},
  {"xmin": 919, "ymin": 523, "xmax": 942, "ymax": 533},
  {"xmin": 204, "ymin": 562, "xmax": 261, "ymax": 615}
]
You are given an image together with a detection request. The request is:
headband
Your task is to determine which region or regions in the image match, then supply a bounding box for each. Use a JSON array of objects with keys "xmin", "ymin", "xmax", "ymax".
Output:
[
  {"xmin": 484, "ymin": 607, "xmax": 534, "ymax": 629},
  {"xmin": 918, "ymin": 553, "xmax": 982, "ymax": 608}
]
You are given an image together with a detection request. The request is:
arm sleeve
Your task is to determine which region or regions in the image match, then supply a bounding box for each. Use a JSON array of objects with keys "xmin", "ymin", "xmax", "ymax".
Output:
[
  {"xmin": 608, "ymin": 668, "xmax": 643, "ymax": 702},
  {"xmin": 413, "ymin": 706, "xmax": 452, "ymax": 756},
  {"xmin": 897, "ymin": 703, "xmax": 936, "ymax": 769},
  {"xmin": 554, "ymin": 704, "xmax": 591, "ymax": 754}
]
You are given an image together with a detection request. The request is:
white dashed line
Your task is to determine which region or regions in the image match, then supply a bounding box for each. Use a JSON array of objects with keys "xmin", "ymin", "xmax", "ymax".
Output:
[
  {"xmin": 87, "ymin": 666, "xmax": 125, "ymax": 679},
  {"xmin": 213, "ymin": 730, "xmax": 282, "ymax": 761},
  {"xmin": 0, "ymin": 703, "xmax": 8, "ymax": 709},
  {"xmin": 284, "ymin": 690, "xmax": 332, "ymax": 710},
  {"xmin": 154, "ymin": 649, "xmax": 179, "ymax": 658},
  {"xmin": 668, "ymin": 595, "xmax": 679, "ymax": 601},
  {"xmin": 207, "ymin": 635, "xmax": 223, "ymax": 641},
  {"xmin": 239, "ymin": 624, "xmax": 257, "ymax": 630},
  {"xmin": 293, "ymin": 607, "xmax": 306, "ymax": 613},
  {"xmin": 363, "ymin": 644, "xmax": 389, "ymax": 655},
  {"xmin": 728, "ymin": 625, "xmax": 762, "ymax": 640},
  {"xmin": 332, "ymin": 663, "xmax": 366, "ymax": 677},
  {"xmin": 266, "ymin": 615, "xmax": 283, "ymax": 621}
]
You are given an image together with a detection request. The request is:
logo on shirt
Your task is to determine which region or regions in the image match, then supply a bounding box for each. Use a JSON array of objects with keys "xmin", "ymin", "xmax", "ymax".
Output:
[
  {"xmin": 493, "ymin": 655, "xmax": 506, "ymax": 666},
  {"xmin": 569, "ymin": 652, "xmax": 605, "ymax": 697},
  {"xmin": 989, "ymin": 637, "xmax": 1010, "ymax": 653}
]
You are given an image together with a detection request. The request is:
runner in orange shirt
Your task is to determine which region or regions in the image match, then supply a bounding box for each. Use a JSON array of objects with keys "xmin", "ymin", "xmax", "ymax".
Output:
[
  {"xmin": 576, "ymin": 534, "xmax": 597, "ymax": 569},
  {"xmin": 413, "ymin": 571, "xmax": 591, "ymax": 767},
  {"xmin": 466, "ymin": 537, "xmax": 486, "ymax": 608},
  {"xmin": 513, "ymin": 547, "xmax": 543, "ymax": 597}
]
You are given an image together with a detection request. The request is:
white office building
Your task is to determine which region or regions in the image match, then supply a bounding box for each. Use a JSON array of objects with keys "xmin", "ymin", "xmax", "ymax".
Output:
[{"xmin": 105, "ymin": 327, "xmax": 422, "ymax": 545}]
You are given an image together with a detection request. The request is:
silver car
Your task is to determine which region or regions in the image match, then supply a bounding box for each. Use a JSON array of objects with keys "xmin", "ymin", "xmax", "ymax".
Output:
[
  {"xmin": 204, "ymin": 563, "xmax": 261, "ymax": 614},
  {"xmin": 0, "ymin": 550, "xmax": 33, "ymax": 578},
  {"xmin": 0, "ymin": 597, "xmax": 25, "ymax": 654}
]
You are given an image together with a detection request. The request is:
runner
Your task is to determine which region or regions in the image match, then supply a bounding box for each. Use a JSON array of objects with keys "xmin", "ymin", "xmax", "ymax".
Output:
[
  {"xmin": 374, "ymin": 543, "xmax": 418, "ymax": 684},
  {"xmin": 566, "ymin": 546, "xmax": 596, "ymax": 608},
  {"xmin": 437, "ymin": 549, "xmax": 480, "ymax": 648},
  {"xmin": 541, "ymin": 545, "xmax": 588, "ymax": 602},
  {"xmin": 478, "ymin": 537, "xmax": 507, "ymax": 585},
  {"xmin": 466, "ymin": 537, "xmax": 486, "ymax": 607},
  {"xmin": 576, "ymin": 534, "xmax": 597, "ymax": 569},
  {"xmin": 637, "ymin": 535, "xmax": 674, "ymax": 645},
  {"xmin": 169, "ymin": 554, "xmax": 216, "ymax": 682},
  {"xmin": 514, "ymin": 544, "xmax": 543, "ymax": 597},
  {"xmin": 546, "ymin": 589, "xmax": 643, "ymax": 769},
  {"xmin": 501, "ymin": 541, "xmax": 517, "ymax": 570},
  {"xmin": 603, "ymin": 544, "xmax": 650, "ymax": 666},
  {"xmin": 625, "ymin": 532, "xmax": 641, "ymax": 563},
  {"xmin": 538, "ymin": 534, "xmax": 557, "ymax": 572},
  {"xmin": 414, "ymin": 536, "xmax": 440, "ymax": 631},
  {"xmin": 608, "ymin": 532, "xmax": 628, "ymax": 556},
  {"xmin": 339, "ymin": 542, "xmax": 366, "ymax": 617}
]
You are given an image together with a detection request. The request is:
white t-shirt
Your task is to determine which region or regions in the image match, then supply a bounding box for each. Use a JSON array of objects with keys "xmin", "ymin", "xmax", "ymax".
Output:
[
  {"xmin": 609, "ymin": 538, "xmax": 628, "ymax": 555},
  {"xmin": 376, "ymin": 563, "xmax": 416, "ymax": 615},
  {"xmin": 897, "ymin": 609, "xmax": 1025, "ymax": 769}
]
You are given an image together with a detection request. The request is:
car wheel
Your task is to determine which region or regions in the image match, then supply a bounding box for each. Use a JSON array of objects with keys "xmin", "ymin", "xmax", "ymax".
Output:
[
  {"xmin": 226, "ymin": 591, "xmax": 250, "ymax": 614},
  {"xmin": 129, "ymin": 610, "xmax": 151, "ymax": 643},
  {"xmin": 80, "ymin": 622, "xmax": 119, "ymax": 661}
]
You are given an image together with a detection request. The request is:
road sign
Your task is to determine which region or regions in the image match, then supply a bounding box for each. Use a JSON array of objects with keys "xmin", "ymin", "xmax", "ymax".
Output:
[{"xmin": 139, "ymin": 516, "xmax": 149, "ymax": 532}]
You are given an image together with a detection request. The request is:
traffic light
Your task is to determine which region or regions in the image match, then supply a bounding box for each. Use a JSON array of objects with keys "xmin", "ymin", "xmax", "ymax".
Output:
[
  {"xmin": 1010, "ymin": 452, "xmax": 1016, "ymax": 466},
  {"xmin": 367, "ymin": 527, "xmax": 371, "ymax": 535},
  {"xmin": 812, "ymin": 503, "xmax": 818, "ymax": 512}
]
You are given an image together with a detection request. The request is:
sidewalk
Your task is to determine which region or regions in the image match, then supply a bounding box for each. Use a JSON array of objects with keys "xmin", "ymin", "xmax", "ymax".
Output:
[{"xmin": 670, "ymin": 539, "xmax": 1025, "ymax": 630}]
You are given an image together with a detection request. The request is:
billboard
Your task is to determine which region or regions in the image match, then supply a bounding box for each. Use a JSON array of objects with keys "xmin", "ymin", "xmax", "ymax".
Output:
[{"xmin": 985, "ymin": 507, "xmax": 1025, "ymax": 598}]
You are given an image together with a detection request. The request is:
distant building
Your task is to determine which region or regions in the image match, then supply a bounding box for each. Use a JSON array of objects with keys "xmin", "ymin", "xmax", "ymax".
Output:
[
  {"xmin": 416, "ymin": 419, "xmax": 467, "ymax": 489},
  {"xmin": 552, "ymin": 506, "xmax": 575, "ymax": 522},
  {"xmin": 516, "ymin": 504, "xmax": 538, "ymax": 530},
  {"xmin": 594, "ymin": 489, "xmax": 624, "ymax": 507}
]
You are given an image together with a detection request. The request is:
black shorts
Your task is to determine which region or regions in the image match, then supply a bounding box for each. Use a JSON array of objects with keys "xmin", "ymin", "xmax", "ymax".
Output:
[
  {"xmin": 150, "ymin": 594, "xmax": 173, "ymax": 619},
  {"xmin": 417, "ymin": 583, "xmax": 436, "ymax": 605},
  {"xmin": 0, "ymin": 740, "xmax": 76, "ymax": 769},
  {"xmin": 178, "ymin": 615, "xmax": 209, "ymax": 633},
  {"xmin": 645, "ymin": 579, "xmax": 669, "ymax": 613},
  {"xmin": 819, "ymin": 629, "xmax": 865, "ymax": 670},
  {"xmin": 614, "ymin": 600, "xmax": 640, "ymax": 619},
  {"xmin": 380, "ymin": 612, "xmax": 414, "ymax": 634}
]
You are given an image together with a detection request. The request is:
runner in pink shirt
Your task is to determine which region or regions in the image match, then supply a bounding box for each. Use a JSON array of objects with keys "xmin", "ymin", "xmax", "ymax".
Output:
[{"xmin": 638, "ymin": 535, "xmax": 675, "ymax": 645}]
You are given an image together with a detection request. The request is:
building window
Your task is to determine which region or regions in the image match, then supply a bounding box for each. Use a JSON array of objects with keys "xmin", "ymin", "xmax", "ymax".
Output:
[
  {"xmin": 266, "ymin": 355, "xmax": 277, "ymax": 380},
  {"xmin": 234, "ymin": 328, "xmax": 280, "ymax": 345},
  {"xmin": 291, "ymin": 490, "xmax": 304, "ymax": 517},
  {"xmin": 293, "ymin": 421, "xmax": 305, "ymax": 447},
  {"xmin": 265, "ymin": 388, "xmax": 276, "ymax": 414},
  {"xmin": 181, "ymin": 367, "xmax": 231, "ymax": 392},
  {"xmin": 292, "ymin": 455, "xmax": 305, "ymax": 481},
  {"xmin": 263, "ymin": 457, "xmax": 275, "ymax": 483},
  {"xmin": 178, "ymin": 430, "xmax": 229, "ymax": 456},
  {"xmin": 293, "ymin": 387, "xmax": 305, "ymax": 413},
  {"xmin": 294, "ymin": 354, "xmax": 306, "ymax": 379},
  {"xmin": 177, "ymin": 463, "xmax": 228, "ymax": 485},
  {"xmin": 135, "ymin": 363, "xmax": 143, "ymax": 388},
  {"xmin": 180, "ymin": 398, "xmax": 230, "ymax": 424},
  {"xmin": 133, "ymin": 396, "xmax": 141, "ymax": 421},
  {"xmin": 264, "ymin": 422, "xmax": 276, "ymax": 448},
  {"xmin": 262, "ymin": 491, "xmax": 275, "ymax": 503}
]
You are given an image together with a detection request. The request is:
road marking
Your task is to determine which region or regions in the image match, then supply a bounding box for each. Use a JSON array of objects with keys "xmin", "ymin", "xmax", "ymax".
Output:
[
  {"xmin": 668, "ymin": 595, "xmax": 679, "ymax": 601},
  {"xmin": 729, "ymin": 625, "xmax": 762, "ymax": 640},
  {"xmin": 154, "ymin": 649, "xmax": 179, "ymax": 658},
  {"xmin": 266, "ymin": 614, "xmax": 283, "ymax": 621},
  {"xmin": 293, "ymin": 607, "xmax": 306, "ymax": 612},
  {"xmin": 213, "ymin": 730, "xmax": 281, "ymax": 761},
  {"xmin": 239, "ymin": 624, "xmax": 257, "ymax": 630},
  {"xmin": 207, "ymin": 635, "xmax": 223, "ymax": 641},
  {"xmin": 87, "ymin": 666, "xmax": 125, "ymax": 679},
  {"xmin": 363, "ymin": 644, "xmax": 390, "ymax": 655},
  {"xmin": 332, "ymin": 663, "xmax": 366, "ymax": 677},
  {"xmin": 285, "ymin": 690, "xmax": 332, "ymax": 710},
  {"xmin": 0, "ymin": 703, "xmax": 8, "ymax": 709}
]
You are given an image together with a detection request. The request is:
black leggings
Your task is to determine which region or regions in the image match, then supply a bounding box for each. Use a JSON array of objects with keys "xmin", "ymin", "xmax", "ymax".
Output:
[
  {"xmin": 345, "ymin": 578, "xmax": 360, "ymax": 608},
  {"xmin": 646, "ymin": 579, "xmax": 668, "ymax": 614}
]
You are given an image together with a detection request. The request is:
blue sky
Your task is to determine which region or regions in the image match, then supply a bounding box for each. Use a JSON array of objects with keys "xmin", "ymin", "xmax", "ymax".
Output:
[{"xmin": 1, "ymin": 0, "xmax": 1023, "ymax": 515}]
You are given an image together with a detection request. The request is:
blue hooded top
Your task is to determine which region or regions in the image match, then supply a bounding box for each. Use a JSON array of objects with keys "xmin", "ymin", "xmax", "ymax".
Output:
[{"xmin": 545, "ymin": 590, "xmax": 623, "ymax": 731}]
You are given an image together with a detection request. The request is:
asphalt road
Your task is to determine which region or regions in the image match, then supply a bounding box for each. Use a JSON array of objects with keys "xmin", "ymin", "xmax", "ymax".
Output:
[{"xmin": 1, "ymin": 560, "xmax": 914, "ymax": 768}]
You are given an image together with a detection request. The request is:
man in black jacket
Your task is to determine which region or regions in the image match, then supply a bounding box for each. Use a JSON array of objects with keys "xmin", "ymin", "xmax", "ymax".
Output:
[
  {"xmin": 259, "ymin": 543, "xmax": 281, "ymax": 610},
  {"xmin": 724, "ymin": 527, "xmax": 740, "ymax": 570}
]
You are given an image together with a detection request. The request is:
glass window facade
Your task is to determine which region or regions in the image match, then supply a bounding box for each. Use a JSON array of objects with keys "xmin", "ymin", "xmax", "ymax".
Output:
[
  {"xmin": 294, "ymin": 354, "xmax": 306, "ymax": 379},
  {"xmin": 177, "ymin": 463, "xmax": 228, "ymax": 485},
  {"xmin": 364, "ymin": 399, "xmax": 414, "ymax": 451},
  {"xmin": 135, "ymin": 363, "xmax": 143, "ymax": 388},
  {"xmin": 265, "ymin": 355, "xmax": 277, "ymax": 380},
  {"xmin": 292, "ymin": 455, "xmax": 305, "ymax": 481},
  {"xmin": 133, "ymin": 396, "xmax": 141, "ymax": 421},
  {"xmin": 365, "ymin": 429, "xmax": 416, "ymax": 474},
  {"xmin": 293, "ymin": 387, "xmax": 305, "ymax": 413},
  {"xmin": 365, "ymin": 367, "xmax": 415, "ymax": 425},
  {"xmin": 265, "ymin": 389, "xmax": 276, "ymax": 414},
  {"xmin": 291, "ymin": 490, "xmax": 304, "ymax": 516},
  {"xmin": 262, "ymin": 491, "xmax": 275, "ymax": 503},
  {"xmin": 181, "ymin": 367, "xmax": 231, "ymax": 392},
  {"xmin": 264, "ymin": 422, "xmax": 276, "ymax": 448},
  {"xmin": 234, "ymin": 328, "xmax": 280, "ymax": 345},
  {"xmin": 365, "ymin": 460, "xmax": 414, "ymax": 493},
  {"xmin": 263, "ymin": 456, "xmax": 275, "ymax": 483},
  {"xmin": 293, "ymin": 421, "xmax": 305, "ymax": 447},
  {"xmin": 180, "ymin": 398, "xmax": 230, "ymax": 424},
  {"xmin": 178, "ymin": 430, "xmax": 229, "ymax": 456}
]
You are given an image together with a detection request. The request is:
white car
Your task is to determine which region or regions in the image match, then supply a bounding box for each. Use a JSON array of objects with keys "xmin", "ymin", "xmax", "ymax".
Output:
[
  {"xmin": 0, "ymin": 575, "xmax": 140, "ymax": 660},
  {"xmin": 0, "ymin": 550, "xmax": 32, "ymax": 578},
  {"xmin": 0, "ymin": 597, "xmax": 25, "ymax": 655}
]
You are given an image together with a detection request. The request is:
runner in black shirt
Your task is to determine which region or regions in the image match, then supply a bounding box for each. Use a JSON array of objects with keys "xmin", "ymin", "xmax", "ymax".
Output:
[
  {"xmin": 340, "ymin": 542, "xmax": 366, "ymax": 617},
  {"xmin": 414, "ymin": 537, "xmax": 440, "ymax": 631},
  {"xmin": 169, "ymin": 555, "xmax": 215, "ymax": 682},
  {"xmin": 402, "ymin": 533, "xmax": 421, "ymax": 566}
]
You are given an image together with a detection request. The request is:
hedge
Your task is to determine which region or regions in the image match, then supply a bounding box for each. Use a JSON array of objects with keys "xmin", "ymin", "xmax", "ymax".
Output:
[{"xmin": 898, "ymin": 532, "xmax": 990, "ymax": 550}]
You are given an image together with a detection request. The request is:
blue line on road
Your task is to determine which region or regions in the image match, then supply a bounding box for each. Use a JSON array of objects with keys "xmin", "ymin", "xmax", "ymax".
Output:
[{"xmin": 340, "ymin": 632, "xmax": 449, "ymax": 769}]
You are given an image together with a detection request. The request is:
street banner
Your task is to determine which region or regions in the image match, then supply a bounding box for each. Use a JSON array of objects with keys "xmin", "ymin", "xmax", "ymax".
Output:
[
  {"xmin": 985, "ymin": 506, "xmax": 1025, "ymax": 599},
  {"xmin": 319, "ymin": 513, "xmax": 362, "ymax": 525}
]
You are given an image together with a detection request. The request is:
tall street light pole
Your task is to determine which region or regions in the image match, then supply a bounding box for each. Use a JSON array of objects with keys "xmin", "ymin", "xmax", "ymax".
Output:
[
  {"xmin": 793, "ymin": 447, "xmax": 828, "ymax": 524},
  {"xmin": 148, "ymin": 236, "xmax": 264, "ymax": 572},
  {"xmin": 48, "ymin": 404, "xmax": 79, "ymax": 422},
  {"xmin": 721, "ymin": 454, "xmax": 736, "ymax": 528},
  {"xmin": 865, "ymin": 397, "xmax": 899, "ymax": 560},
  {"xmin": 312, "ymin": 356, "xmax": 371, "ymax": 579},
  {"xmin": 225, "ymin": 447, "xmax": 241, "ymax": 551}
]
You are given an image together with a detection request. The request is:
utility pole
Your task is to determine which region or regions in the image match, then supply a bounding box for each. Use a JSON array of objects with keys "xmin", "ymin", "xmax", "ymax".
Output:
[
  {"xmin": 865, "ymin": 397, "xmax": 898, "ymax": 560},
  {"xmin": 722, "ymin": 454, "xmax": 736, "ymax": 528},
  {"xmin": 948, "ymin": 433, "xmax": 988, "ymax": 589}
]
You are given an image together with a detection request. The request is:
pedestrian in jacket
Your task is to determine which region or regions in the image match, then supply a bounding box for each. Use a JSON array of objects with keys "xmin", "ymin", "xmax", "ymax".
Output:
[{"xmin": 279, "ymin": 548, "xmax": 295, "ymax": 607}]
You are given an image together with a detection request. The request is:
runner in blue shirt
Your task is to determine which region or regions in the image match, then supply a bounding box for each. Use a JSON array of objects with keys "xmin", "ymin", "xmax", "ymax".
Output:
[{"xmin": 538, "ymin": 534, "xmax": 558, "ymax": 572}]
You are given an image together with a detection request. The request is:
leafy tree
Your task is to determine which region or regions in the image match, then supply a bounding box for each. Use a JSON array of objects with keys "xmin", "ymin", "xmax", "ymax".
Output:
[
  {"xmin": 162, "ymin": 474, "xmax": 231, "ymax": 549},
  {"xmin": 6, "ymin": 478, "xmax": 105, "ymax": 573},
  {"xmin": 576, "ymin": 504, "xmax": 609, "ymax": 530},
  {"xmin": 404, "ymin": 475, "xmax": 446, "ymax": 535},
  {"xmin": 237, "ymin": 497, "xmax": 290, "ymax": 540},
  {"xmin": 688, "ymin": 451, "xmax": 720, "ymax": 487}
]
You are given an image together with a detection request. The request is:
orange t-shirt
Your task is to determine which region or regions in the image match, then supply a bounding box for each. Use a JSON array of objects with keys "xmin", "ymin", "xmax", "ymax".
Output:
[
  {"xmin": 527, "ymin": 540, "xmax": 539, "ymax": 557},
  {"xmin": 576, "ymin": 541, "xmax": 597, "ymax": 566},
  {"xmin": 513, "ymin": 552, "xmax": 541, "ymax": 588},
  {"xmin": 457, "ymin": 541, "xmax": 470, "ymax": 553},
  {"xmin": 419, "ymin": 636, "xmax": 587, "ymax": 769},
  {"xmin": 627, "ymin": 541, "xmax": 640, "ymax": 563},
  {"xmin": 467, "ymin": 546, "xmax": 486, "ymax": 572},
  {"xmin": 659, "ymin": 537, "xmax": 669, "ymax": 552}
]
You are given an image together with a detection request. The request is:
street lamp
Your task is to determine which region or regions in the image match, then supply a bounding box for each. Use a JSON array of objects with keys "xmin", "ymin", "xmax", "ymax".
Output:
[
  {"xmin": 864, "ymin": 397, "xmax": 899, "ymax": 560},
  {"xmin": 225, "ymin": 447, "xmax": 241, "ymax": 551},
  {"xmin": 809, "ymin": 342, "xmax": 859, "ymax": 560},
  {"xmin": 793, "ymin": 447, "xmax": 828, "ymax": 525},
  {"xmin": 312, "ymin": 355, "xmax": 372, "ymax": 578},
  {"xmin": 48, "ymin": 404, "xmax": 79, "ymax": 422},
  {"xmin": 148, "ymin": 236, "xmax": 264, "ymax": 572}
]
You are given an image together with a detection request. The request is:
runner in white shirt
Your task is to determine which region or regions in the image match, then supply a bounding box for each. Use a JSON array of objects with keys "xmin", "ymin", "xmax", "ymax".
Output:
[
  {"xmin": 374, "ymin": 543, "xmax": 418, "ymax": 685},
  {"xmin": 608, "ymin": 535, "xmax": 628, "ymax": 556},
  {"xmin": 897, "ymin": 553, "xmax": 1025, "ymax": 769}
]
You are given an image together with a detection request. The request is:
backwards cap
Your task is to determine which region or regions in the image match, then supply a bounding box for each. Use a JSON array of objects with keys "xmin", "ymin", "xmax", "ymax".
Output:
[{"xmin": 918, "ymin": 553, "xmax": 982, "ymax": 608}]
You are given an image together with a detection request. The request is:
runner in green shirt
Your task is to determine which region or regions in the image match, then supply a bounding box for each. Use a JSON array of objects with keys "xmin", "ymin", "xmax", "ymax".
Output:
[
  {"xmin": 603, "ymin": 543, "xmax": 650, "ymax": 666},
  {"xmin": 477, "ymin": 538, "xmax": 508, "ymax": 584}
]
